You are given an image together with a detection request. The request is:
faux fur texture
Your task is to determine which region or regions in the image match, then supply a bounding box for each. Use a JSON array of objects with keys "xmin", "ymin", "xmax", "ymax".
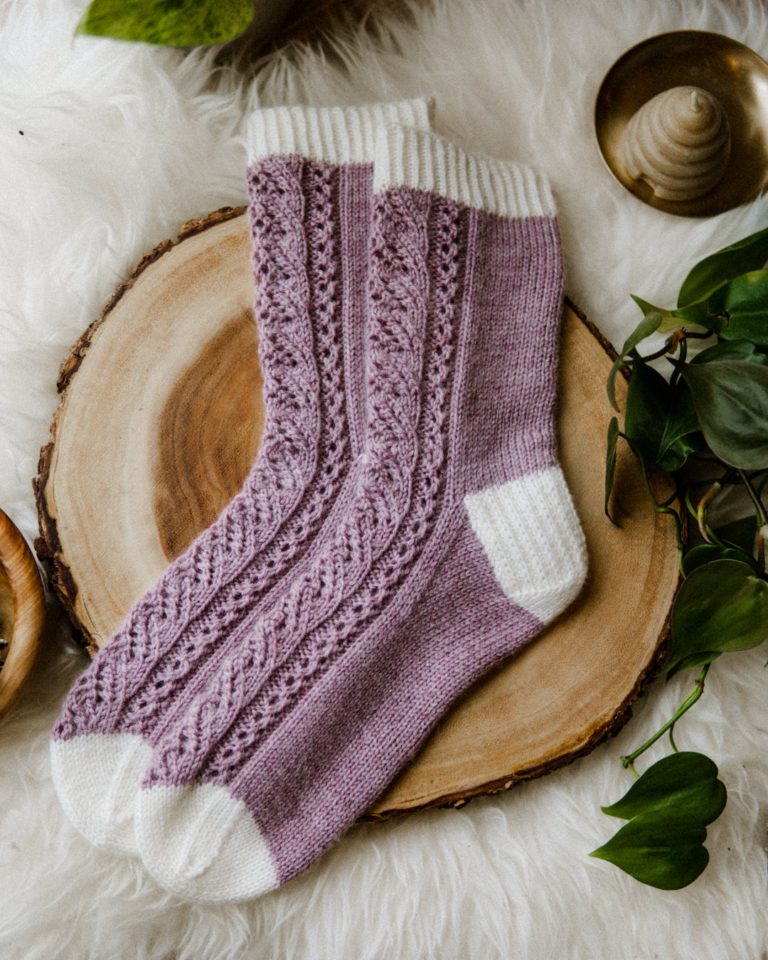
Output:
[{"xmin": 1, "ymin": 0, "xmax": 767, "ymax": 957}]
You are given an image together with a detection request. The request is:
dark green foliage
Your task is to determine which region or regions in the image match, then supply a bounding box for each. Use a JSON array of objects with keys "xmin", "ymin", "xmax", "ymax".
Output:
[{"xmin": 597, "ymin": 226, "xmax": 768, "ymax": 890}]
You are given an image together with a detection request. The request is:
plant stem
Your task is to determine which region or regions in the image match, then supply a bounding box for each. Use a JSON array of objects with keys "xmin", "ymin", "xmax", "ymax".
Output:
[
  {"xmin": 640, "ymin": 328, "xmax": 710, "ymax": 365},
  {"xmin": 696, "ymin": 481, "xmax": 721, "ymax": 542},
  {"xmin": 670, "ymin": 336, "xmax": 687, "ymax": 389},
  {"xmin": 636, "ymin": 458, "xmax": 685, "ymax": 558},
  {"xmin": 641, "ymin": 336, "xmax": 682, "ymax": 364},
  {"xmin": 739, "ymin": 470, "xmax": 768, "ymax": 527},
  {"xmin": 621, "ymin": 664, "xmax": 710, "ymax": 769}
]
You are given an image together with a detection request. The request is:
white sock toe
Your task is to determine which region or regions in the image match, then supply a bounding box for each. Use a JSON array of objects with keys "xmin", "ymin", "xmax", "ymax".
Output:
[
  {"xmin": 136, "ymin": 783, "xmax": 279, "ymax": 902},
  {"xmin": 50, "ymin": 733, "xmax": 153, "ymax": 854}
]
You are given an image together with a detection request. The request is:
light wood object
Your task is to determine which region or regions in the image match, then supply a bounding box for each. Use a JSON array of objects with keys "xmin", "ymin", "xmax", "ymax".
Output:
[
  {"xmin": 0, "ymin": 509, "xmax": 46, "ymax": 717},
  {"xmin": 34, "ymin": 208, "xmax": 680, "ymax": 818}
]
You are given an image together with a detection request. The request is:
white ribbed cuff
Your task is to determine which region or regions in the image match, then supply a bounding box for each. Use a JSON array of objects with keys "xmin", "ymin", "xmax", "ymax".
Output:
[
  {"xmin": 373, "ymin": 124, "xmax": 556, "ymax": 218},
  {"xmin": 245, "ymin": 98, "xmax": 434, "ymax": 165}
]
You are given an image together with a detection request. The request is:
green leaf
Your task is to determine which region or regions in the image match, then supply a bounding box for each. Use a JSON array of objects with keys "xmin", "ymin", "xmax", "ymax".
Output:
[
  {"xmin": 77, "ymin": 0, "xmax": 254, "ymax": 46},
  {"xmin": 656, "ymin": 381, "xmax": 704, "ymax": 472},
  {"xmin": 678, "ymin": 226, "xmax": 768, "ymax": 308},
  {"xmin": 604, "ymin": 416, "xmax": 620, "ymax": 524},
  {"xmin": 667, "ymin": 651, "xmax": 722, "ymax": 679},
  {"xmin": 691, "ymin": 340, "xmax": 763, "ymax": 364},
  {"xmin": 682, "ymin": 543, "xmax": 756, "ymax": 575},
  {"xmin": 674, "ymin": 296, "xmax": 722, "ymax": 330},
  {"xmin": 607, "ymin": 307, "xmax": 663, "ymax": 411},
  {"xmin": 590, "ymin": 812, "xmax": 709, "ymax": 890},
  {"xmin": 624, "ymin": 361, "xmax": 702, "ymax": 472},
  {"xmin": 631, "ymin": 294, "xmax": 716, "ymax": 335},
  {"xmin": 706, "ymin": 270, "xmax": 768, "ymax": 346},
  {"xmin": 715, "ymin": 515, "xmax": 758, "ymax": 554},
  {"xmin": 601, "ymin": 752, "xmax": 727, "ymax": 825},
  {"xmin": 631, "ymin": 295, "xmax": 682, "ymax": 334},
  {"xmin": 667, "ymin": 559, "xmax": 768, "ymax": 675},
  {"xmin": 682, "ymin": 361, "xmax": 768, "ymax": 469},
  {"xmin": 623, "ymin": 361, "xmax": 668, "ymax": 463}
]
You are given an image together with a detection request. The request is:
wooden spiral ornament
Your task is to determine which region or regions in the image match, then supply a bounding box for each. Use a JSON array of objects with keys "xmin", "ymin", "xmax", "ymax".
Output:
[{"xmin": 623, "ymin": 86, "xmax": 731, "ymax": 201}]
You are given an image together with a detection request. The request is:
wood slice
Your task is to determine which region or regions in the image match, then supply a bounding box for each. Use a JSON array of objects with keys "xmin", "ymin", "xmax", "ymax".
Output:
[{"xmin": 34, "ymin": 208, "xmax": 679, "ymax": 818}]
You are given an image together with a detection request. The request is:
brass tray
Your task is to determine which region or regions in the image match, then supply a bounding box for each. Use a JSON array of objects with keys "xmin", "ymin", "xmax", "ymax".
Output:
[{"xmin": 595, "ymin": 30, "xmax": 768, "ymax": 217}]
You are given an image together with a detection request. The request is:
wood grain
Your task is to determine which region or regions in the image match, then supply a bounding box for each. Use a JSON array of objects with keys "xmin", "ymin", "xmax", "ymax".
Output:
[
  {"xmin": 34, "ymin": 208, "xmax": 680, "ymax": 816},
  {"xmin": 0, "ymin": 509, "xmax": 46, "ymax": 716}
]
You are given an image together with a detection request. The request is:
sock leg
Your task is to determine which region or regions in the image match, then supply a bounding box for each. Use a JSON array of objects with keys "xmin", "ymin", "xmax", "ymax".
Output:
[
  {"xmin": 135, "ymin": 125, "xmax": 586, "ymax": 900},
  {"xmin": 49, "ymin": 99, "xmax": 432, "ymax": 853}
]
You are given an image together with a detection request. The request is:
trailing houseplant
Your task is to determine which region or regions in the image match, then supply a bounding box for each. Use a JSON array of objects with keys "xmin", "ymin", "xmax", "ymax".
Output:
[
  {"xmin": 76, "ymin": 0, "xmax": 291, "ymax": 47},
  {"xmin": 591, "ymin": 226, "xmax": 768, "ymax": 889}
]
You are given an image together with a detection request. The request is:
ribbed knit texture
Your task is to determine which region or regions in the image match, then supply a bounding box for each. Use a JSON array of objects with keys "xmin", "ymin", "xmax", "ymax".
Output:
[
  {"xmin": 49, "ymin": 99, "xmax": 433, "ymax": 855},
  {"xmin": 134, "ymin": 126, "xmax": 588, "ymax": 903},
  {"xmin": 375, "ymin": 123, "xmax": 556, "ymax": 218}
]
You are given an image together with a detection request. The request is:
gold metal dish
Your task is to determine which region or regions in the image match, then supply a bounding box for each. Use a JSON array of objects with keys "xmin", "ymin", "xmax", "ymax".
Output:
[{"xmin": 595, "ymin": 30, "xmax": 768, "ymax": 217}]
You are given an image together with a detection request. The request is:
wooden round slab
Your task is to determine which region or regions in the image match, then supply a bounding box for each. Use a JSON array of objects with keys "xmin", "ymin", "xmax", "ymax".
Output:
[{"xmin": 34, "ymin": 208, "xmax": 679, "ymax": 818}]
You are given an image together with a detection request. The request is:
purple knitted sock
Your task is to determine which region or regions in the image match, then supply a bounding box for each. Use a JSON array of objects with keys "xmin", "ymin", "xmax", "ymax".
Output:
[
  {"xmin": 49, "ymin": 100, "xmax": 432, "ymax": 853},
  {"xmin": 134, "ymin": 125, "xmax": 588, "ymax": 902}
]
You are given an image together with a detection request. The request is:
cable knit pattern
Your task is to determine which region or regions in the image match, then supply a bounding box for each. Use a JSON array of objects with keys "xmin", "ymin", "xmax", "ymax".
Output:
[
  {"xmin": 52, "ymin": 155, "xmax": 328, "ymax": 741},
  {"xmin": 52, "ymin": 100, "xmax": 433, "ymax": 750},
  {"xmin": 202, "ymin": 195, "xmax": 463, "ymax": 782},
  {"xmin": 49, "ymin": 99, "xmax": 436, "ymax": 862},
  {"xmin": 134, "ymin": 126, "xmax": 588, "ymax": 904},
  {"xmin": 146, "ymin": 187, "xmax": 433, "ymax": 784},
  {"xmin": 116, "ymin": 159, "xmax": 350, "ymax": 740}
]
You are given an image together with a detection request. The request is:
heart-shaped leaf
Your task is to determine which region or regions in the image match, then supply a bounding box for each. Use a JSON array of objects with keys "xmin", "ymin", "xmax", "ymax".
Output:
[
  {"xmin": 667, "ymin": 559, "xmax": 768, "ymax": 676},
  {"xmin": 715, "ymin": 515, "xmax": 758, "ymax": 555},
  {"xmin": 682, "ymin": 361, "xmax": 768, "ymax": 469},
  {"xmin": 656, "ymin": 380, "xmax": 703, "ymax": 472},
  {"xmin": 624, "ymin": 361, "xmax": 702, "ymax": 471},
  {"xmin": 706, "ymin": 270, "xmax": 768, "ymax": 346},
  {"xmin": 678, "ymin": 226, "xmax": 768, "ymax": 307},
  {"xmin": 691, "ymin": 339, "xmax": 767, "ymax": 365},
  {"xmin": 590, "ymin": 812, "xmax": 709, "ymax": 889},
  {"xmin": 601, "ymin": 752, "xmax": 727, "ymax": 826},
  {"xmin": 77, "ymin": 0, "xmax": 254, "ymax": 46},
  {"xmin": 682, "ymin": 543, "xmax": 756, "ymax": 575},
  {"xmin": 623, "ymin": 360, "xmax": 668, "ymax": 463},
  {"xmin": 593, "ymin": 751, "xmax": 727, "ymax": 889}
]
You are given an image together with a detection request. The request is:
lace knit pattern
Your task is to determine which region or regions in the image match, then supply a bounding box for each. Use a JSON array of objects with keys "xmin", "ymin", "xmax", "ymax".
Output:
[
  {"xmin": 116, "ymin": 159, "xmax": 353, "ymax": 742},
  {"xmin": 204, "ymin": 195, "xmax": 464, "ymax": 783},
  {"xmin": 53, "ymin": 156, "xmax": 349, "ymax": 742},
  {"xmin": 133, "ymin": 128, "xmax": 589, "ymax": 903},
  {"xmin": 145, "ymin": 186, "xmax": 444, "ymax": 786}
]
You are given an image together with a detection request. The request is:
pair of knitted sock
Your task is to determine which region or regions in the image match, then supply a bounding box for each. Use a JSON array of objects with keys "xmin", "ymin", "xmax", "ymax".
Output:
[{"xmin": 50, "ymin": 97, "xmax": 587, "ymax": 903}]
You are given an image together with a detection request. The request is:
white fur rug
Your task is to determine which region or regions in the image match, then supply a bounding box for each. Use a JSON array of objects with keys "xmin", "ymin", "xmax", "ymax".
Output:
[{"xmin": 1, "ymin": 1, "xmax": 767, "ymax": 957}]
